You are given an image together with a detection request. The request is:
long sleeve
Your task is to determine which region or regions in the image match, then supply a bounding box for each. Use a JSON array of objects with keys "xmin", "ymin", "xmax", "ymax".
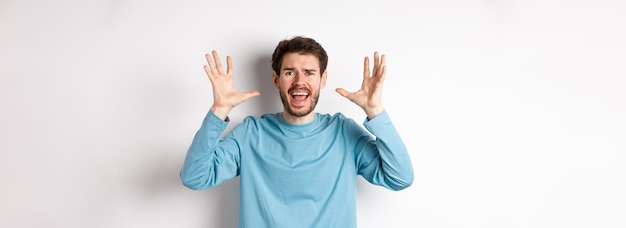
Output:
[
  {"xmin": 354, "ymin": 110, "xmax": 414, "ymax": 191},
  {"xmin": 179, "ymin": 111, "xmax": 410, "ymax": 227},
  {"xmin": 180, "ymin": 111, "xmax": 240, "ymax": 190}
]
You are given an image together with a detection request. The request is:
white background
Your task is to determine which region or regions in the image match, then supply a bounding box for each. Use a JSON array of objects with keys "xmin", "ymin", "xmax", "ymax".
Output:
[{"xmin": 1, "ymin": 0, "xmax": 625, "ymax": 227}]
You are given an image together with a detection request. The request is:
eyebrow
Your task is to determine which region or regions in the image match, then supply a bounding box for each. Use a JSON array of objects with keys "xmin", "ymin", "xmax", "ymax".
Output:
[{"xmin": 281, "ymin": 67, "xmax": 318, "ymax": 72}]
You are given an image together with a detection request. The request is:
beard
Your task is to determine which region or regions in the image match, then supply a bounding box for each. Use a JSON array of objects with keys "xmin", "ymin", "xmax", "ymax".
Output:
[{"xmin": 279, "ymin": 89, "xmax": 320, "ymax": 117}]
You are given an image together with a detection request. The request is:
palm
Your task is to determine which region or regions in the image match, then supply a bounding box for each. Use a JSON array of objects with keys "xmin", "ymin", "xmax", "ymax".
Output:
[
  {"xmin": 336, "ymin": 52, "xmax": 386, "ymax": 118},
  {"xmin": 204, "ymin": 51, "xmax": 259, "ymax": 117}
]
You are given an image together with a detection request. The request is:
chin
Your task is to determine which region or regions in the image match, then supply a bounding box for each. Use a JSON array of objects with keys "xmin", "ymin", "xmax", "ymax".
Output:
[
  {"xmin": 286, "ymin": 106, "xmax": 314, "ymax": 117},
  {"xmin": 280, "ymin": 91, "xmax": 319, "ymax": 117}
]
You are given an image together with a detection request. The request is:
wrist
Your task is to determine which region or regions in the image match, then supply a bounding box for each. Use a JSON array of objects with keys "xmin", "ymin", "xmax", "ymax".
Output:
[
  {"xmin": 365, "ymin": 106, "xmax": 384, "ymax": 120},
  {"xmin": 210, "ymin": 105, "xmax": 232, "ymax": 121}
]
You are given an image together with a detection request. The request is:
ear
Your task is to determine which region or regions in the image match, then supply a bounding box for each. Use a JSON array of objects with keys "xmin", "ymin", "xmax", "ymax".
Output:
[
  {"xmin": 273, "ymin": 71, "xmax": 280, "ymax": 89},
  {"xmin": 320, "ymin": 70, "xmax": 328, "ymax": 89}
]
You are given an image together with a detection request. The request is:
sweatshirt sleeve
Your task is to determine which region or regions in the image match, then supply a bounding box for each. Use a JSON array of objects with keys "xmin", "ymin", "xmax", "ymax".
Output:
[
  {"xmin": 180, "ymin": 111, "xmax": 241, "ymax": 190},
  {"xmin": 355, "ymin": 110, "xmax": 414, "ymax": 191}
]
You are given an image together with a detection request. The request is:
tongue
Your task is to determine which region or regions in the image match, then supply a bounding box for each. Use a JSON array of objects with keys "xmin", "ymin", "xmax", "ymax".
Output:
[{"xmin": 293, "ymin": 95, "xmax": 307, "ymax": 101}]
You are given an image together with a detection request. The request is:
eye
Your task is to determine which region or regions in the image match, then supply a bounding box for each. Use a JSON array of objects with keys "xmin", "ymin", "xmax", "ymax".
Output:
[
  {"xmin": 306, "ymin": 71, "xmax": 315, "ymax": 76},
  {"xmin": 284, "ymin": 71, "xmax": 295, "ymax": 76}
]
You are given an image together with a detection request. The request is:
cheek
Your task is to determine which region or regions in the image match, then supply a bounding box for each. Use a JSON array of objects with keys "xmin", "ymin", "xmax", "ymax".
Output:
[{"xmin": 277, "ymin": 81, "xmax": 290, "ymax": 91}]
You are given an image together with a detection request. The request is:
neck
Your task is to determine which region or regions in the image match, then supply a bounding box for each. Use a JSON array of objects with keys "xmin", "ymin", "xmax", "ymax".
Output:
[{"xmin": 281, "ymin": 111, "xmax": 316, "ymax": 125}]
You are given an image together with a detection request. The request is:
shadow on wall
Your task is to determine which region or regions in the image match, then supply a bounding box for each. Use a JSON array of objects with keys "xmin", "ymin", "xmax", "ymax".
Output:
[
  {"xmin": 250, "ymin": 54, "xmax": 281, "ymax": 116},
  {"xmin": 139, "ymin": 148, "xmax": 240, "ymax": 227},
  {"xmin": 205, "ymin": 178, "xmax": 240, "ymax": 227}
]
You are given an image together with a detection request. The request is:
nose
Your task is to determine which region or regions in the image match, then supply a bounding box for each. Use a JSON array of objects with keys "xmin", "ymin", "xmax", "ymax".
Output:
[
  {"xmin": 293, "ymin": 81, "xmax": 306, "ymax": 87},
  {"xmin": 292, "ymin": 76, "xmax": 306, "ymax": 88},
  {"xmin": 293, "ymin": 71, "xmax": 306, "ymax": 83}
]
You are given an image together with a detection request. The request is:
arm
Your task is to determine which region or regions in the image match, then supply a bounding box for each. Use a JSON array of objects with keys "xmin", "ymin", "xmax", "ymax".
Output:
[
  {"xmin": 180, "ymin": 51, "xmax": 259, "ymax": 190},
  {"xmin": 355, "ymin": 111, "xmax": 414, "ymax": 191},
  {"xmin": 337, "ymin": 52, "xmax": 413, "ymax": 190},
  {"xmin": 180, "ymin": 111, "xmax": 240, "ymax": 190}
]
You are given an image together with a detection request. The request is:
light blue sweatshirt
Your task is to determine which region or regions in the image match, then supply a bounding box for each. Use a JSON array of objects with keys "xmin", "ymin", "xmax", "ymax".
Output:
[{"xmin": 181, "ymin": 110, "xmax": 414, "ymax": 228}]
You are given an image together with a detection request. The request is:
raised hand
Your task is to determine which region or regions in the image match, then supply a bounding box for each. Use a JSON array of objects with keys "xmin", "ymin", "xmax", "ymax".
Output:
[
  {"xmin": 336, "ymin": 52, "xmax": 386, "ymax": 119},
  {"xmin": 204, "ymin": 50, "xmax": 260, "ymax": 120}
]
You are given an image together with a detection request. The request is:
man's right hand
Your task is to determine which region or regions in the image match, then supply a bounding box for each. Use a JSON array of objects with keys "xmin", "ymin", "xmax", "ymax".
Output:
[{"xmin": 204, "ymin": 50, "xmax": 260, "ymax": 120}]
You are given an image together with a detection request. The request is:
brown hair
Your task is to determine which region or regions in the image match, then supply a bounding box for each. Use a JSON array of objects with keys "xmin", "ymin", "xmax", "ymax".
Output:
[{"xmin": 271, "ymin": 36, "xmax": 328, "ymax": 76}]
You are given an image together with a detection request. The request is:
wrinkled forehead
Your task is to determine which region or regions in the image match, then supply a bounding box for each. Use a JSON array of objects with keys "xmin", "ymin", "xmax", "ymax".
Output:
[{"xmin": 280, "ymin": 52, "xmax": 320, "ymax": 71}]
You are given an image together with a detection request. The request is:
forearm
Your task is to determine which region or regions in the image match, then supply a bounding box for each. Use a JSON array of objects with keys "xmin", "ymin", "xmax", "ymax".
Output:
[
  {"xmin": 180, "ymin": 111, "xmax": 235, "ymax": 190},
  {"xmin": 363, "ymin": 110, "xmax": 414, "ymax": 190}
]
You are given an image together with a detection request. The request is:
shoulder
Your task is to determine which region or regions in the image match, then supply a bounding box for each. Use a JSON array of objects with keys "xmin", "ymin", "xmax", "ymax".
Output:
[
  {"xmin": 317, "ymin": 112, "xmax": 347, "ymax": 120},
  {"xmin": 323, "ymin": 112, "xmax": 370, "ymax": 139},
  {"xmin": 320, "ymin": 112, "xmax": 360, "ymax": 128},
  {"xmin": 238, "ymin": 113, "xmax": 283, "ymax": 128},
  {"xmin": 226, "ymin": 113, "xmax": 279, "ymax": 138},
  {"xmin": 240, "ymin": 113, "xmax": 280, "ymax": 121}
]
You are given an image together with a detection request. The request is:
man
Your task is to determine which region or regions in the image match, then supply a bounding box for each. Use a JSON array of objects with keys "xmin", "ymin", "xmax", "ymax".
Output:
[{"xmin": 181, "ymin": 36, "xmax": 413, "ymax": 228}]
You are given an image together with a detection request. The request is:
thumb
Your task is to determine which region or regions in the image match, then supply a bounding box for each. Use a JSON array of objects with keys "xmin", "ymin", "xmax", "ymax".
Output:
[
  {"xmin": 243, "ymin": 90, "xmax": 261, "ymax": 100},
  {"xmin": 335, "ymin": 88, "xmax": 350, "ymax": 98}
]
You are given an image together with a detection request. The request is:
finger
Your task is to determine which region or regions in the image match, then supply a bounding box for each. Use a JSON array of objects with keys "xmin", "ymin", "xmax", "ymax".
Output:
[
  {"xmin": 205, "ymin": 53, "xmax": 215, "ymax": 71},
  {"xmin": 377, "ymin": 54, "xmax": 386, "ymax": 79},
  {"xmin": 372, "ymin": 52, "xmax": 380, "ymax": 78},
  {"xmin": 203, "ymin": 65, "xmax": 214, "ymax": 79},
  {"xmin": 205, "ymin": 52, "xmax": 221, "ymax": 78},
  {"xmin": 243, "ymin": 90, "xmax": 261, "ymax": 100},
  {"xmin": 335, "ymin": 88, "xmax": 351, "ymax": 98},
  {"xmin": 212, "ymin": 50, "xmax": 225, "ymax": 75},
  {"xmin": 363, "ymin": 56, "xmax": 370, "ymax": 80},
  {"xmin": 377, "ymin": 65, "xmax": 387, "ymax": 88},
  {"xmin": 226, "ymin": 56, "xmax": 234, "ymax": 75}
]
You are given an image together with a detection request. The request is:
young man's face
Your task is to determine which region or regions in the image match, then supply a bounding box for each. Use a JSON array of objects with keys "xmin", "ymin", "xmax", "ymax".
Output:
[{"xmin": 273, "ymin": 52, "xmax": 327, "ymax": 119}]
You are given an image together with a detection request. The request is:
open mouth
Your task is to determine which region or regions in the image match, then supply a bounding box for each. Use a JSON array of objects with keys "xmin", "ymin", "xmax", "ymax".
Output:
[{"xmin": 290, "ymin": 91, "xmax": 309, "ymax": 102}]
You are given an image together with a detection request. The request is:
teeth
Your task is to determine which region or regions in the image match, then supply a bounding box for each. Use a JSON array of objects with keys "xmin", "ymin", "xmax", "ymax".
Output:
[{"xmin": 291, "ymin": 92, "xmax": 308, "ymax": 96}]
